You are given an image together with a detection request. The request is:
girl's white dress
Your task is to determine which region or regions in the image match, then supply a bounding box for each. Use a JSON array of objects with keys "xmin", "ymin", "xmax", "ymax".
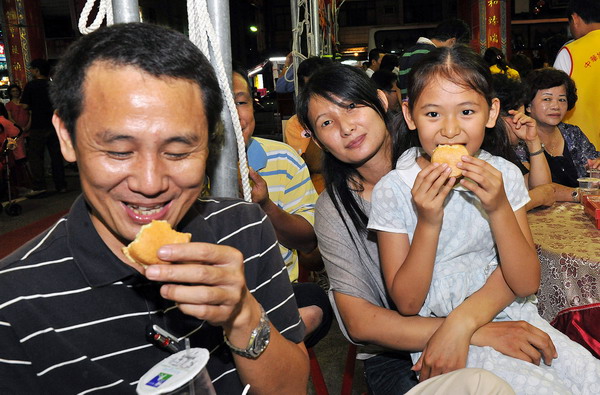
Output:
[{"xmin": 368, "ymin": 147, "xmax": 600, "ymax": 395}]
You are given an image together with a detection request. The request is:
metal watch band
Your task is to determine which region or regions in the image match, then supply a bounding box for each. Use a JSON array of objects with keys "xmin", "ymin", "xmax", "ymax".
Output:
[{"xmin": 224, "ymin": 305, "xmax": 271, "ymax": 359}]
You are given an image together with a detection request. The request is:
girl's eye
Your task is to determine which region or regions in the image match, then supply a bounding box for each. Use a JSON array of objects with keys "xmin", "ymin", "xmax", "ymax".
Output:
[
  {"xmin": 347, "ymin": 103, "xmax": 356, "ymax": 110},
  {"xmin": 321, "ymin": 120, "xmax": 332, "ymax": 128},
  {"xmin": 559, "ymin": 98, "xmax": 567, "ymax": 102},
  {"xmin": 462, "ymin": 109, "xmax": 474, "ymax": 115},
  {"xmin": 425, "ymin": 112, "xmax": 439, "ymax": 118}
]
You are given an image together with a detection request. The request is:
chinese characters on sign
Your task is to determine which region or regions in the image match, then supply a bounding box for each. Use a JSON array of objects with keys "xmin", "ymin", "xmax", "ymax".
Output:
[{"xmin": 486, "ymin": 0, "xmax": 502, "ymax": 49}]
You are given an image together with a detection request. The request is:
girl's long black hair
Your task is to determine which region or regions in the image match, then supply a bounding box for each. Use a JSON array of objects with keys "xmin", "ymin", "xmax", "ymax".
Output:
[
  {"xmin": 400, "ymin": 45, "xmax": 512, "ymax": 159},
  {"xmin": 297, "ymin": 63, "xmax": 403, "ymax": 237}
]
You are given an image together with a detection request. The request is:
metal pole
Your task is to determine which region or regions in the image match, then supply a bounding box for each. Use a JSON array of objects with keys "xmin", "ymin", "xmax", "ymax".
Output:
[
  {"xmin": 207, "ymin": 0, "xmax": 238, "ymax": 198},
  {"xmin": 289, "ymin": 0, "xmax": 299, "ymax": 95},
  {"xmin": 112, "ymin": 0, "xmax": 140, "ymax": 23},
  {"xmin": 289, "ymin": 0, "xmax": 297, "ymax": 35},
  {"xmin": 309, "ymin": 0, "xmax": 320, "ymax": 57}
]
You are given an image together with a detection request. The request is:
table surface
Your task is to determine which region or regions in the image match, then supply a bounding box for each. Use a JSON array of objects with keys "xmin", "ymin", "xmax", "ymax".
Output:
[{"xmin": 527, "ymin": 202, "xmax": 600, "ymax": 322}]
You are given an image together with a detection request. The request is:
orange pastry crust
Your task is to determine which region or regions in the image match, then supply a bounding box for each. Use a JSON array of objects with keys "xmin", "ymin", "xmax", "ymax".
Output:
[
  {"xmin": 430, "ymin": 144, "xmax": 469, "ymax": 178},
  {"xmin": 122, "ymin": 220, "xmax": 191, "ymax": 267}
]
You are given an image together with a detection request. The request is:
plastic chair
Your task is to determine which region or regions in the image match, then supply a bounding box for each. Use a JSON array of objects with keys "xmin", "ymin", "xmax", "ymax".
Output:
[
  {"xmin": 299, "ymin": 257, "xmax": 358, "ymax": 395},
  {"xmin": 341, "ymin": 343, "xmax": 358, "ymax": 395},
  {"xmin": 308, "ymin": 347, "xmax": 329, "ymax": 394},
  {"xmin": 308, "ymin": 341, "xmax": 357, "ymax": 395}
]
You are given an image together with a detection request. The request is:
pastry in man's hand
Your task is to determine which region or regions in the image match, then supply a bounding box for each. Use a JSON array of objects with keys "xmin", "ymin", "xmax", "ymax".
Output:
[
  {"xmin": 431, "ymin": 144, "xmax": 469, "ymax": 178},
  {"xmin": 122, "ymin": 220, "xmax": 191, "ymax": 267}
]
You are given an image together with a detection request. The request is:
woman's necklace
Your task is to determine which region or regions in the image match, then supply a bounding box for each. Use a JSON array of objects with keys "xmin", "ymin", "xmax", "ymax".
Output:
[{"xmin": 540, "ymin": 128, "xmax": 564, "ymax": 157}]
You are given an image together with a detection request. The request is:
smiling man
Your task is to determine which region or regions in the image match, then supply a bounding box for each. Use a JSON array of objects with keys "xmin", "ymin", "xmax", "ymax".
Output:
[{"xmin": 0, "ymin": 23, "xmax": 308, "ymax": 394}]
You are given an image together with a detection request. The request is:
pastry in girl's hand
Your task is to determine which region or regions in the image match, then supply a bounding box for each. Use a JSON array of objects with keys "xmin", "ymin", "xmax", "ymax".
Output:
[
  {"xmin": 431, "ymin": 144, "xmax": 469, "ymax": 178},
  {"xmin": 122, "ymin": 220, "xmax": 191, "ymax": 267}
]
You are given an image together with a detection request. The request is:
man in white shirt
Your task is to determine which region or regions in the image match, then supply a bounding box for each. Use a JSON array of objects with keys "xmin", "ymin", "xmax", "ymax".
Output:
[
  {"xmin": 365, "ymin": 48, "xmax": 385, "ymax": 77},
  {"xmin": 553, "ymin": 0, "xmax": 600, "ymax": 148}
]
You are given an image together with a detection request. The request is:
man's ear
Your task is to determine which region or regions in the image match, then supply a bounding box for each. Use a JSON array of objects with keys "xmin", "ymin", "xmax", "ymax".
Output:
[
  {"xmin": 377, "ymin": 89, "xmax": 389, "ymax": 113},
  {"xmin": 401, "ymin": 101, "xmax": 417, "ymax": 130},
  {"xmin": 53, "ymin": 113, "xmax": 77, "ymax": 162},
  {"xmin": 486, "ymin": 98, "xmax": 501, "ymax": 128}
]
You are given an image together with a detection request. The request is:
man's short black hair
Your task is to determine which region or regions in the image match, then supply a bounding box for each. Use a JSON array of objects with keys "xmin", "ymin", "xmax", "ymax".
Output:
[
  {"xmin": 379, "ymin": 54, "xmax": 399, "ymax": 72},
  {"xmin": 371, "ymin": 70, "xmax": 397, "ymax": 92},
  {"xmin": 491, "ymin": 73, "xmax": 527, "ymax": 116},
  {"xmin": 29, "ymin": 58, "xmax": 50, "ymax": 77},
  {"xmin": 296, "ymin": 57, "xmax": 331, "ymax": 89},
  {"xmin": 510, "ymin": 53, "xmax": 533, "ymax": 79},
  {"xmin": 431, "ymin": 19, "xmax": 471, "ymax": 44},
  {"xmin": 568, "ymin": 0, "xmax": 600, "ymax": 23},
  {"xmin": 50, "ymin": 23, "xmax": 223, "ymax": 141},
  {"xmin": 368, "ymin": 48, "xmax": 384, "ymax": 65}
]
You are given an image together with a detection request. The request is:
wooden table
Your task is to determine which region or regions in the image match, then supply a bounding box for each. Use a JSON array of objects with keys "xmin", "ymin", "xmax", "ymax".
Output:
[{"xmin": 527, "ymin": 202, "xmax": 600, "ymax": 358}]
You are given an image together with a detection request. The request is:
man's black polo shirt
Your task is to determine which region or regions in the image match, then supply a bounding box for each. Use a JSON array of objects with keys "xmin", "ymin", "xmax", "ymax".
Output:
[{"xmin": 0, "ymin": 196, "xmax": 304, "ymax": 394}]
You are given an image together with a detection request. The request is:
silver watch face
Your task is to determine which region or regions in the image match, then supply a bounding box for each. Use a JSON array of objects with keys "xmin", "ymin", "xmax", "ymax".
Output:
[{"xmin": 251, "ymin": 322, "xmax": 270, "ymax": 355}]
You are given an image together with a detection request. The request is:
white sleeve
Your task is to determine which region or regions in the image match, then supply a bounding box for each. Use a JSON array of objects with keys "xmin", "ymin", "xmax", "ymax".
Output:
[
  {"xmin": 368, "ymin": 173, "xmax": 410, "ymax": 233},
  {"xmin": 553, "ymin": 47, "xmax": 572, "ymax": 74},
  {"xmin": 502, "ymin": 160, "xmax": 530, "ymax": 212}
]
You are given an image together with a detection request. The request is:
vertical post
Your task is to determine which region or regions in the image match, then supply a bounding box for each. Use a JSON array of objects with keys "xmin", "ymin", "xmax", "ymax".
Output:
[
  {"xmin": 309, "ymin": 0, "xmax": 320, "ymax": 57},
  {"xmin": 289, "ymin": 0, "xmax": 297, "ymax": 33},
  {"xmin": 112, "ymin": 0, "xmax": 140, "ymax": 23},
  {"xmin": 207, "ymin": 0, "xmax": 238, "ymax": 198},
  {"xmin": 289, "ymin": 0, "xmax": 299, "ymax": 95}
]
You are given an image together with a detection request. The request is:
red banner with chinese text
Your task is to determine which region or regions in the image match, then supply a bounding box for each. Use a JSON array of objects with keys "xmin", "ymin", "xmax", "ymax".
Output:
[
  {"xmin": 2, "ymin": 0, "xmax": 46, "ymax": 87},
  {"xmin": 486, "ymin": 0, "xmax": 501, "ymax": 49}
]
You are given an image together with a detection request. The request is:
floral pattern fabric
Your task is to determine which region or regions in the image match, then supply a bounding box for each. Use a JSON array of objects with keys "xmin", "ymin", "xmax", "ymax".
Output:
[{"xmin": 528, "ymin": 202, "xmax": 600, "ymax": 322}]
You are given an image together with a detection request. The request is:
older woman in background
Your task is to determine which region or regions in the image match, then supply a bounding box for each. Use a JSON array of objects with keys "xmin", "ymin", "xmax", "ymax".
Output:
[{"xmin": 516, "ymin": 68, "xmax": 599, "ymax": 202}]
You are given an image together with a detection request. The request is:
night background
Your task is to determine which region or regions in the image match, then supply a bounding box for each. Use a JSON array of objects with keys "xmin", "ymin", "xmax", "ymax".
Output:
[{"xmin": 0, "ymin": 0, "xmax": 570, "ymax": 75}]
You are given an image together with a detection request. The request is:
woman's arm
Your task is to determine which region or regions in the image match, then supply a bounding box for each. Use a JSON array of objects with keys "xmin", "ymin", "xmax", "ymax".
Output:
[
  {"xmin": 525, "ymin": 184, "xmax": 556, "ymax": 211},
  {"xmin": 563, "ymin": 123, "xmax": 599, "ymax": 174},
  {"xmin": 523, "ymin": 139, "xmax": 551, "ymax": 188},
  {"xmin": 507, "ymin": 110, "xmax": 551, "ymax": 188},
  {"xmin": 553, "ymin": 183, "xmax": 579, "ymax": 202},
  {"xmin": 338, "ymin": 268, "xmax": 556, "ymax": 381},
  {"xmin": 334, "ymin": 291, "xmax": 556, "ymax": 365},
  {"xmin": 413, "ymin": 266, "xmax": 528, "ymax": 380}
]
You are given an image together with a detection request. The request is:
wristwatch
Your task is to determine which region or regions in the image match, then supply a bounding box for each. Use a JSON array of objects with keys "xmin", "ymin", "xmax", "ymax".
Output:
[
  {"xmin": 571, "ymin": 188, "xmax": 580, "ymax": 202},
  {"xmin": 224, "ymin": 306, "xmax": 271, "ymax": 359}
]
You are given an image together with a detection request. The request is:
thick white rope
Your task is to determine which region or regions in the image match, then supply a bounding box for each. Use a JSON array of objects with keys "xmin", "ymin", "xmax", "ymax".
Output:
[
  {"xmin": 187, "ymin": 0, "xmax": 252, "ymax": 202},
  {"xmin": 288, "ymin": 0, "xmax": 310, "ymax": 93},
  {"xmin": 78, "ymin": 0, "xmax": 114, "ymax": 34}
]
